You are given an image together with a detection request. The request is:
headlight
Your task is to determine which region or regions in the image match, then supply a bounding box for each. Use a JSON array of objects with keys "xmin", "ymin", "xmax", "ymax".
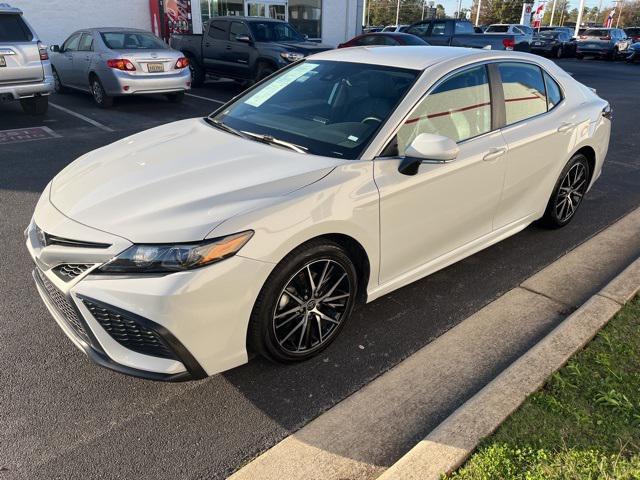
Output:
[
  {"xmin": 97, "ymin": 231, "xmax": 254, "ymax": 274},
  {"xmin": 280, "ymin": 52, "xmax": 305, "ymax": 62}
]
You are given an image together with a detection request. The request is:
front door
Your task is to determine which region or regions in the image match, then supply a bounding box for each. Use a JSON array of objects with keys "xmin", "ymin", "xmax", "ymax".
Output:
[
  {"xmin": 226, "ymin": 21, "xmax": 253, "ymax": 79},
  {"xmin": 375, "ymin": 64, "xmax": 507, "ymax": 284},
  {"xmin": 55, "ymin": 33, "xmax": 81, "ymax": 87}
]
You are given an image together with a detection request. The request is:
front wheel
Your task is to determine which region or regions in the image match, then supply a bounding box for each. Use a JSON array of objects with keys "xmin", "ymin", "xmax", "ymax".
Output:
[
  {"xmin": 188, "ymin": 58, "xmax": 205, "ymax": 87},
  {"xmin": 576, "ymin": 53, "xmax": 584, "ymax": 60},
  {"xmin": 248, "ymin": 240, "xmax": 358, "ymax": 363},
  {"xmin": 556, "ymin": 46, "xmax": 564, "ymax": 58},
  {"xmin": 540, "ymin": 154, "xmax": 590, "ymax": 229}
]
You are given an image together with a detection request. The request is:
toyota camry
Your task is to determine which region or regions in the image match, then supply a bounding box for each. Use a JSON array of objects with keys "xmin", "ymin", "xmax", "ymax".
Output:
[{"xmin": 26, "ymin": 46, "xmax": 611, "ymax": 381}]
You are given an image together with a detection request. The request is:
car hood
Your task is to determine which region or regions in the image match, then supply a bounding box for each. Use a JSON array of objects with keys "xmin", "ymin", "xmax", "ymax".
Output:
[
  {"xmin": 269, "ymin": 40, "xmax": 334, "ymax": 54},
  {"xmin": 49, "ymin": 118, "xmax": 345, "ymax": 243}
]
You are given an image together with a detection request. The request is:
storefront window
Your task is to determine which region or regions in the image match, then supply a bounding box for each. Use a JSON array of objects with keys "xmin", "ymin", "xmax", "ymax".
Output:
[{"xmin": 288, "ymin": 0, "xmax": 321, "ymax": 40}]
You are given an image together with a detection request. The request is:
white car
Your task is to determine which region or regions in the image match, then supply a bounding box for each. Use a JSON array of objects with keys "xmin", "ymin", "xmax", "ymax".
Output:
[{"xmin": 26, "ymin": 47, "xmax": 611, "ymax": 381}]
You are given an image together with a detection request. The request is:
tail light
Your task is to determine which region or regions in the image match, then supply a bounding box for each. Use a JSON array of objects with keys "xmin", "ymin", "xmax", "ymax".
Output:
[
  {"xmin": 107, "ymin": 59, "xmax": 136, "ymax": 71},
  {"xmin": 502, "ymin": 38, "xmax": 515, "ymax": 50},
  {"xmin": 37, "ymin": 41, "xmax": 48, "ymax": 61},
  {"xmin": 175, "ymin": 57, "xmax": 189, "ymax": 69},
  {"xmin": 600, "ymin": 35, "xmax": 611, "ymax": 40},
  {"xmin": 602, "ymin": 104, "xmax": 613, "ymax": 120}
]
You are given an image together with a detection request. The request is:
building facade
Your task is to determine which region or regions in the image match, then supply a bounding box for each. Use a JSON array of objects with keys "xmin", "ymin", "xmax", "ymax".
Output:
[{"xmin": 9, "ymin": 0, "xmax": 363, "ymax": 47}]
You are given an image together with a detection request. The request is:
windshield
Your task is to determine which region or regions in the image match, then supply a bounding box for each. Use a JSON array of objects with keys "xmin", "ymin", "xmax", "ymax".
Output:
[
  {"xmin": 209, "ymin": 60, "xmax": 418, "ymax": 159},
  {"xmin": 100, "ymin": 32, "xmax": 167, "ymax": 50},
  {"xmin": 249, "ymin": 21, "xmax": 305, "ymax": 42}
]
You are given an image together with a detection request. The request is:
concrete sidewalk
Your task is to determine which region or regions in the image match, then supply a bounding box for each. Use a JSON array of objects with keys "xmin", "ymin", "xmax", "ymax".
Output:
[{"xmin": 229, "ymin": 207, "xmax": 640, "ymax": 480}]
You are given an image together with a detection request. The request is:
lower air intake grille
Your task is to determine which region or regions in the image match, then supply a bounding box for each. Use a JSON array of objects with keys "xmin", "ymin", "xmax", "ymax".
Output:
[
  {"xmin": 53, "ymin": 263, "xmax": 93, "ymax": 281},
  {"xmin": 82, "ymin": 300, "xmax": 176, "ymax": 360},
  {"xmin": 36, "ymin": 268, "xmax": 89, "ymax": 343}
]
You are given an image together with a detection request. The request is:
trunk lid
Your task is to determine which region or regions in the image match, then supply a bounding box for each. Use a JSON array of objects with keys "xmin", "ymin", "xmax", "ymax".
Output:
[{"xmin": 0, "ymin": 12, "xmax": 43, "ymax": 84}]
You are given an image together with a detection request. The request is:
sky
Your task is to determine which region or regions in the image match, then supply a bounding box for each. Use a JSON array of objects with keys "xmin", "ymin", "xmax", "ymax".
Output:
[{"xmin": 420, "ymin": 0, "xmax": 619, "ymax": 18}]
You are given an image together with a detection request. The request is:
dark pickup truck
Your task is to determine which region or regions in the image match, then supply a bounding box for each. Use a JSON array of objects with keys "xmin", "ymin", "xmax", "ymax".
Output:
[
  {"xmin": 405, "ymin": 19, "xmax": 530, "ymax": 51},
  {"xmin": 170, "ymin": 16, "xmax": 332, "ymax": 85}
]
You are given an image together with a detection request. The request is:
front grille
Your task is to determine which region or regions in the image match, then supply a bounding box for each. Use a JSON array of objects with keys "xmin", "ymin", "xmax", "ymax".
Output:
[
  {"xmin": 52, "ymin": 263, "xmax": 93, "ymax": 281},
  {"xmin": 82, "ymin": 300, "xmax": 176, "ymax": 360},
  {"xmin": 35, "ymin": 268, "xmax": 89, "ymax": 343}
]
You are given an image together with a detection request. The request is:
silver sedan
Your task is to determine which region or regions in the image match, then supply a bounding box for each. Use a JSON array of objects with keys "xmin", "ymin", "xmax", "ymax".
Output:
[{"xmin": 50, "ymin": 28, "xmax": 191, "ymax": 108}]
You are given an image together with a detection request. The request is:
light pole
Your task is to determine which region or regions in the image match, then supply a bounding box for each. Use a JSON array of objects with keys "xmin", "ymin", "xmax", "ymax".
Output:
[
  {"xmin": 475, "ymin": 0, "xmax": 482, "ymax": 25},
  {"xmin": 549, "ymin": 0, "xmax": 557, "ymax": 26},
  {"xmin": 574, "ymin": 0, "xmax": 586, "ymax": 37},
  {"xmin": 422, "ymin": 0, "xmax": 426, "ymax": 20},
  {"xmin": 615, "ymin": 0, "xmax": 623, "ymax": 27},
  {"xmin": 396, "ymin": 0, "xmax": 401, "ymax": 26},
  {"xmin": 457, "ymin": 0, "xmax": 463, "ymax": 18}
]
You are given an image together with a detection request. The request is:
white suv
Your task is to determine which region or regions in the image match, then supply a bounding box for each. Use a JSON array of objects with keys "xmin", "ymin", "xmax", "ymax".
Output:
[{"xmin": 0, "ymin": 3, "xmax": 54, "ymax": 115}]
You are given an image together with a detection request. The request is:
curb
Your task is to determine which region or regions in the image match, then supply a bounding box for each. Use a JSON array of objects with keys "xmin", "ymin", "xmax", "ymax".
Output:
[{"xmin": 377, "ymin": 256, "xmax": 640, "ymax": 480}]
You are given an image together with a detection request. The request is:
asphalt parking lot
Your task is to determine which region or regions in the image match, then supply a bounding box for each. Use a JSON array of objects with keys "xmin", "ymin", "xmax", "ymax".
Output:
[{"xmin": 2, "ymin": 58, "xmax": 640, "ymax": 480}]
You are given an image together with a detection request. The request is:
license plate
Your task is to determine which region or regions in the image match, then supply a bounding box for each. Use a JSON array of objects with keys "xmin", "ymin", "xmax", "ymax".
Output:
[
  {"xmin": 147, "ymin": 62, "xmax": 164, "ymax": 73},
  {"xmin": 534, "ymin": 42, "xmax": 542, "ymax": 46},
  {"xmin": 0, "ymin": 56, "xmax": 5, "ymax": 67}
]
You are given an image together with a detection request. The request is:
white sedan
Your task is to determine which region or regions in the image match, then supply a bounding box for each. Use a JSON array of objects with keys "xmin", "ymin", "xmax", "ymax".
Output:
[{"xmin": 26, "ymin": 46, "xmax": 611, "ymax": 381}]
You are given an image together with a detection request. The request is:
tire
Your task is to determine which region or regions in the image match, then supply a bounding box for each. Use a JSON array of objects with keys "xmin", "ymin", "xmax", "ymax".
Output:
[
  {"xmin": 20, "ymin": 96, "xmax": 48, "ymax": 115},
  {"xmin": 556, "ymin": 46, "xmax": 563, "ymax": 59},
  {"xmin": 166, "ymin": 92, "xmax": 185, "ymax": 103},
  {"xmin": 607, "ymin": 48, "xmax": 618, "ymax": 61},
  {"xmin": 90, "ymin": 77, "xmax": 113, "ymax": 108},
  {"xmin": 52, "ymin": 68, "xmax": 67, "ymax": 94},
  {"xmin": 576, "ymin": 53, "xmax": 584, "ymax": 60},
  {"xmin": 248, "ymin": 240, "xmax": 358, "ymax": 363},
  {"xmin": 540, "ymin": 154, "xmax": 590, "ymax": 229},
  {"xmin": 254, "ymin": 62, "xmax": 276, "ymax": 83},
  {"xmin": 188, "ymin": 58, "xmax": 205, "ymax": 87}
]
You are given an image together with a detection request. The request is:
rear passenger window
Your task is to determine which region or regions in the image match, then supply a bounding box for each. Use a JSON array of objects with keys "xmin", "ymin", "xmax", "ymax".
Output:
[
  {"xmin": 544, "ymin": 72, "xmax": 563, "ymax": 110},
  {"xmin": 0, "ymin": 14, "xmax": 33, "ymax": 42},
  {"xmin": 78, "ymin": 34, "xmax": 93, "ymax": 52},
  {"xmin": 208, "ymin": 21, "xmax": 227, "ymax": 40},
  {"xmin": 499, "ymin": 62, "xmax": 547, "ymax": 125},
  {"xmin": 431, "ymin": 22, "xmax": 447, "ymax": 36},
  {"xmin": 455, "ymin": 21, "xmax": 474, "ymax": 34},
  {"xmin": 396, "ymin": 65, "xmax": 491, "ymax": 152}
]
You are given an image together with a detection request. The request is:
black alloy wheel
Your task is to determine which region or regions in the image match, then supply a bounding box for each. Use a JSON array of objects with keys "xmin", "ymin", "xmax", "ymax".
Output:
[{"xmin": 541, "ymin": 154, "xmax": 590, "ymax": 228}]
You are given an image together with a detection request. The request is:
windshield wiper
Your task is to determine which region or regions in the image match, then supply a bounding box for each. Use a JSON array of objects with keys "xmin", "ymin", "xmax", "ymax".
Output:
[
  {"xmin": 203, "ymin": 117, "xmax": 250, "ymax": 139},
  {"xmin": 241, "ymin": 131, "xmax": 308, "ymax": 154}
]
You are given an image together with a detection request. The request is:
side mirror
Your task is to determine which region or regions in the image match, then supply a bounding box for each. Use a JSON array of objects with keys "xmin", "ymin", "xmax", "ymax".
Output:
[
  {"xmin": 50, "ymin": 45, "xmax": 60, "ymax": 53},
  {"xmin": 303, "ymin": 34, "xmax": 309, "ymax": 40},
  {"xmin": 398, "ymin": 133, "xmax": 459, "ymax": 175},
  {"xmin": 236, "ymin": 34, "xmax": 252, "ymax": 44}
]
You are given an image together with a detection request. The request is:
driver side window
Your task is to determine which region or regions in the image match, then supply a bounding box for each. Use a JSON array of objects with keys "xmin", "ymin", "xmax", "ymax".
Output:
[
  {"xmin": 63, "ymin": 33, "xmax": 81, "ymax": 52},
  {"xmin": 396, "ymin": 65, "xmax": 492, "ymax": 155}
]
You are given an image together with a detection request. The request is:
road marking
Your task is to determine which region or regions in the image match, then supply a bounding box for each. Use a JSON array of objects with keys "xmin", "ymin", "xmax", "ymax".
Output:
[
  {"xmin": 0, "ymin": 126, "xmax": 61, "ymax": 145},
  {"xmin": 185, "ymin": 93, "xmax": 226, "ymax": 104},
  {"xmin": 49, "ymin": 102, "xmax": 115, "ymax": 132}
]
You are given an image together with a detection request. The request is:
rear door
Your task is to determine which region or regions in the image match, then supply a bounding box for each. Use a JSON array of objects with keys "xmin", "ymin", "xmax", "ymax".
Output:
[
  {"xmin": 425, "ymin": 20, "xmax": 452, "ymax": 46},
  {"xmin": 0, "ymin": 12, "xmax": 43, "ymax": 85},
  {"xmin": 202, "ymin": 19, "xmax": 228, "ymax": 74},
  {"xmin": 72, "ymin": 32, "xmax": 94, "ymax": 88}
]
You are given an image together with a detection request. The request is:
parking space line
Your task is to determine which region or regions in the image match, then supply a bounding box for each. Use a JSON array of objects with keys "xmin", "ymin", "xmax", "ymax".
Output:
[
  {"xmin": 49, "ymin": 102, "xmax": 115, "ymax": 132},
  {"xmin": 185, "ymin": 93, "xmax": 226, "ymax": 104}
]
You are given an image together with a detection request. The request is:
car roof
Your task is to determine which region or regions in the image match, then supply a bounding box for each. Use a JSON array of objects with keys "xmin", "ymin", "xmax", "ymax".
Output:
[
  {"xmin": 311, "ymin": 46, "xmax": 532, "ymax": 70},
  {"xmin": 0, "ymin": 3, "xmax": 22, "ymax": 14},
  {"xmin": 82, "ymin": 27, "xmax": 151, "ymax": 33}
]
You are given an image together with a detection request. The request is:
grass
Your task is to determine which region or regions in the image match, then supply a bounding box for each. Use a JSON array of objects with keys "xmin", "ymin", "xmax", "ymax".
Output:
[{"xmin": 448, "ymin": 295, "xmax": 640, "ymax": 480}]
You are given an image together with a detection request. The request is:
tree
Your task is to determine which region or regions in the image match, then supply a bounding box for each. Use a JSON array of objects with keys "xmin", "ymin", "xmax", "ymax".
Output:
[{"xmin": 619, "ymin": 0, "xmax": 640, "ymax": 27}]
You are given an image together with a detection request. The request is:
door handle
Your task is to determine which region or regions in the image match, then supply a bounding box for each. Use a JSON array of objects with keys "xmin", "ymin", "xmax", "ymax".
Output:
[
  {"xmin": 226, "ymin": 45, "xmax": 232, "ymax": 50},
  {"xmin": 557, "ymin": 122, "xmax": 575, "ymax": 133},
  {"xmin": 483, "ymin": 147, "xmax": 507, "ymax": 161}
]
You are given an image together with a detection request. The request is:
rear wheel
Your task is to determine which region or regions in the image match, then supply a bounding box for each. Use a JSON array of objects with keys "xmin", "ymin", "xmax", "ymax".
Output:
[
  {"xmin": 166, "ymin": 92, "xmax": 185, "ymax": 103},
  {"xmin": 540, "ymin": 154, "xmax": 590, "ymax": 229},
  {"xmin": 607, "ymin": 47, "xmax": 618, "ymax": 61},
  {"xmin": 556, "ymin": 46, "xmax": 564, "ymax": 58},
  {"xmin": 90, "ymin": 77, "xmax": 113, "ymax": 108},
  {"xmin": 20, "ymin": 96, "xmax": 48, "ymax": 115},
  {"xmin": 188, "ymin": 58, "xmax": 205, "ymax": 87},
  {"xmin": 248, "ymin": 240, "xmax": 358, "ymax": 363}
]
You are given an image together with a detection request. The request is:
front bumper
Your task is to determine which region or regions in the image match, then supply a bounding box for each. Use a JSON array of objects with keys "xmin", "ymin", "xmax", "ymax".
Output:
[
  {"xmin": 26, "ymin": 188, "xmax": 273, "ymax": 380},
  {"xmin": 100, "ymin": 67, "xmax": 191, "ymax": 96}
]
